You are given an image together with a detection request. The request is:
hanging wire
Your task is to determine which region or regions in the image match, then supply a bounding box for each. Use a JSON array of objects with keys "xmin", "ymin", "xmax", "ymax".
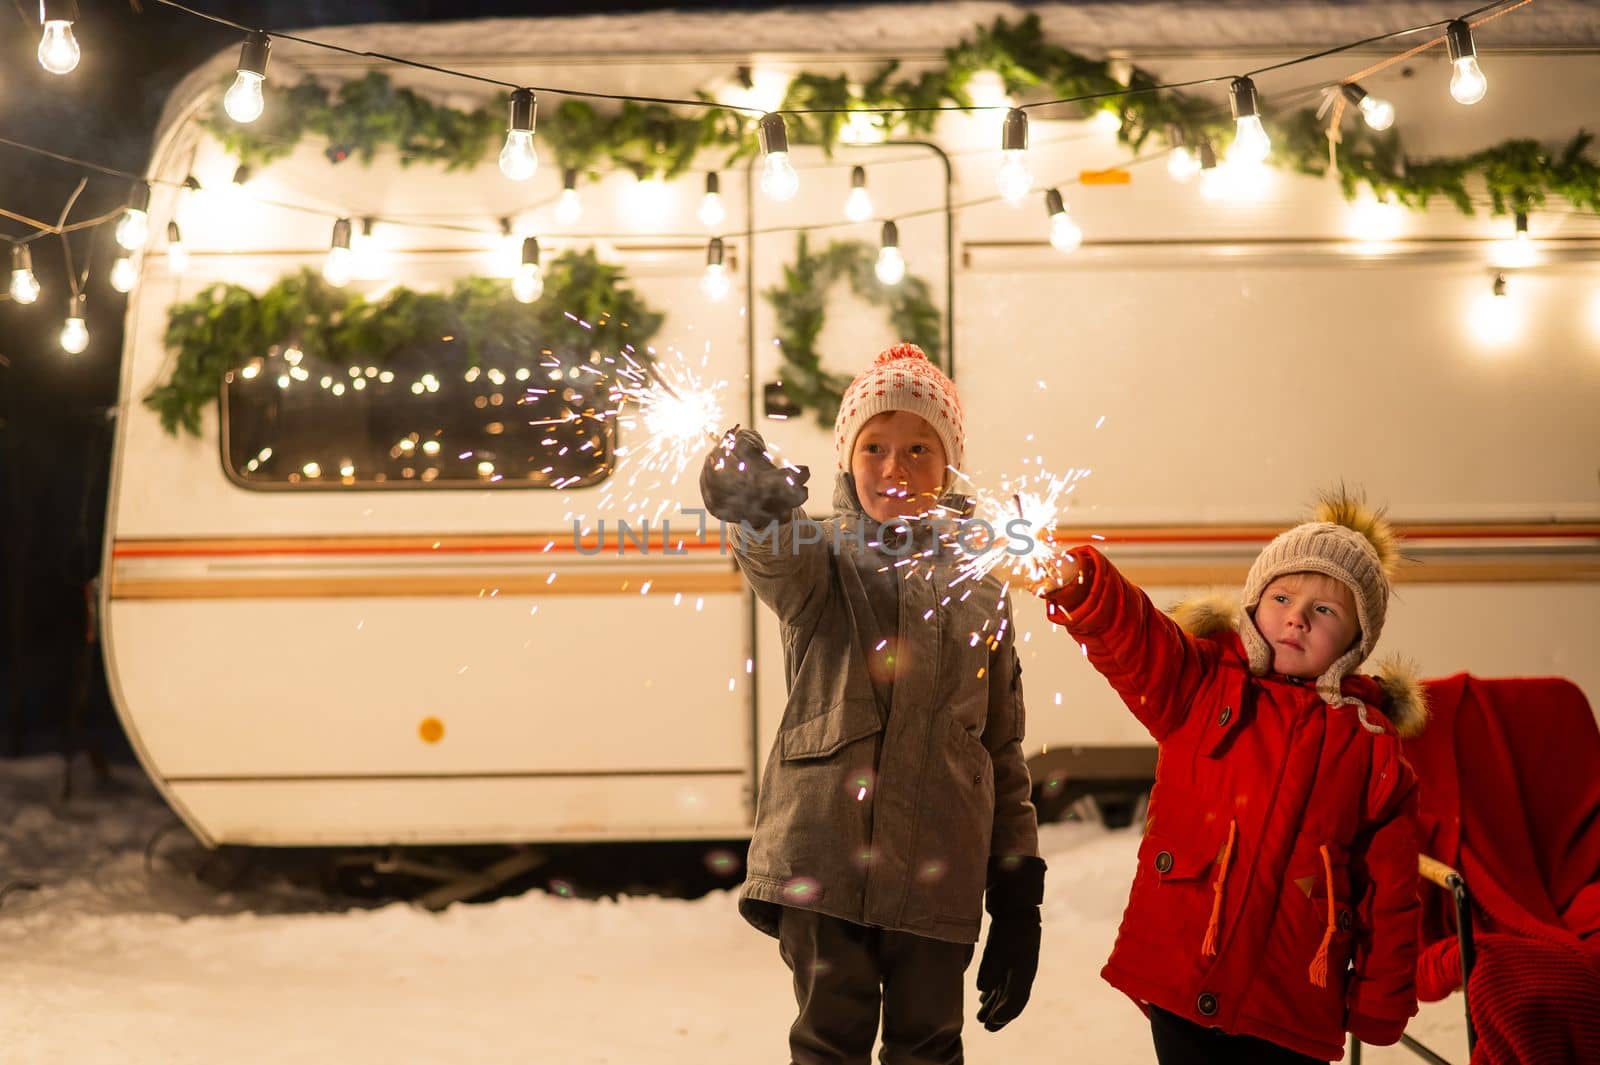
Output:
[{"xmin": 0, "ymin": 0, "xmax": 1549, "ymax": 256}]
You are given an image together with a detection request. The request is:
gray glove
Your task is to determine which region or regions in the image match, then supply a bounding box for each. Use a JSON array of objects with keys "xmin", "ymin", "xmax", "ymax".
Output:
[{"xmin": 699, "ymin": 427, "xmax": 810, "ymax": 527}]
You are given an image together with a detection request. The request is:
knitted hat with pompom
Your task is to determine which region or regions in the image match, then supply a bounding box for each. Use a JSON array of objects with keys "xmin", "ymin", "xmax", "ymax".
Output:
[
  {"xmin": 832, "ymin": 343, "xmax": 965, "ymax": 474},
  {"xmin": 1241, "ymin": 489, "xmax": 1401, "ymax": 708}
]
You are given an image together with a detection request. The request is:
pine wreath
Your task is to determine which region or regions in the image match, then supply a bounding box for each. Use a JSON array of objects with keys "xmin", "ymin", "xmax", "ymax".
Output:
[{"xmin": 763, "ymin": 233, "xmax": 942, "ymax": 427}]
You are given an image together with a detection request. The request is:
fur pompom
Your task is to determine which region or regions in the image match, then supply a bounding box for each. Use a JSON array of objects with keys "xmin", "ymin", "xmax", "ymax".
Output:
[
  {"xmin": 1168, "ymin": 593, "xmax": 1240, "ymax": 638},
  {"xmin": 1371, "ymin": 653, "xmax": 1429, "ymax": 738},
  {"xmin": 1314, "ymin": 487, "xmax": 1400, "ymax": 580}
]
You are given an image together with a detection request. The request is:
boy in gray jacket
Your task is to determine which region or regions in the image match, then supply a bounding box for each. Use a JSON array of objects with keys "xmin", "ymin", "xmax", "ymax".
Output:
[{"xmin": 700, "ymin": 343, "xmax": 1043, "ymax": 1064}]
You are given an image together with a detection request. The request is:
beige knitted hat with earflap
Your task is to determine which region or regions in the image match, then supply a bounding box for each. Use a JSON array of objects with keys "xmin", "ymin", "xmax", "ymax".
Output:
[{"xmin": 1240, "ymin": 490, "xmax": 1401, "ymax": 723}]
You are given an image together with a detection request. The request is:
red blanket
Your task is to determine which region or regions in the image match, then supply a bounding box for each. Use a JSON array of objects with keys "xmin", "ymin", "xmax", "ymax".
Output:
[{"xmin": 1406, "ymin": 674, "xmax": 1600, "ymax": 1064}]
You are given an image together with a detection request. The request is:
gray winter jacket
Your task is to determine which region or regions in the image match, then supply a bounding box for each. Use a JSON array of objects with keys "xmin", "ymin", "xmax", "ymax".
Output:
[{"xmin": 727, "ymin": 473, "xmax": 1039, "ymax": 945}]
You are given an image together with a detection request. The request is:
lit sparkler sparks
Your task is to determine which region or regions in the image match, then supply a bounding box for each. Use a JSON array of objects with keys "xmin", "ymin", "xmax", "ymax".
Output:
[
  {"xmin": 609, "ymin": 347, "xmax": 728, "ymax": 496},
  {"xmin": 954, "ymin": 468, "xmax": 1090, "ymax": 585}
]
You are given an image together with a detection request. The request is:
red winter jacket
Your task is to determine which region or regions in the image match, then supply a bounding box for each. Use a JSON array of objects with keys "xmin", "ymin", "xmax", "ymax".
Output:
[{"xmin": 1045, "ymin": 547, "xmax": 1429, "ymax": 1062}]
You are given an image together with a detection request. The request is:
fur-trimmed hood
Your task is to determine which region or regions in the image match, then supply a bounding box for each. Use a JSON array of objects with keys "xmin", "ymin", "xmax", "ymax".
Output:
[{"xmin": 1169, "ymin": 593, "xmax": 1430, "ymax": 739}]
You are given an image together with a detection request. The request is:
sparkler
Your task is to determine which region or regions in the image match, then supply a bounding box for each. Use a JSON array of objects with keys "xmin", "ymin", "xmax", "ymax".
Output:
[{"xmin": 954, "ymin": 468, "xmax": 1089, "ymax": 586}]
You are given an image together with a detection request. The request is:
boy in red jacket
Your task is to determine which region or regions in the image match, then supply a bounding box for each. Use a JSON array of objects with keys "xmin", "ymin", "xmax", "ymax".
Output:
[{"xmin": 1030, "ymin": 492, "xmax": 1428, "ymax": 1064}]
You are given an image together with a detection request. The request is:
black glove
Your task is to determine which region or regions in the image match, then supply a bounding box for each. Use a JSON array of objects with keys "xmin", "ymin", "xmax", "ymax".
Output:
[
  {"xmin": 976, "ymin": 854, "xmax": 1045, "ymax": 1032},
  {"xmin": 699, "ymin": 426, "xmax": 810, "ymax": 527}
]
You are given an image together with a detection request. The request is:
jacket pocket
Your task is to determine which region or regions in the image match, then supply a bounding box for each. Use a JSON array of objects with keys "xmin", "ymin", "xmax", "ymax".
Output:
[
  {"xmin": 780, "ymin": 698, "xmax": 883, "ymax": 761},
  {"xmin": 1279, "ymin": 838, "xmax": 1356, "ymax": 1024},
  {"xmin": 1119, "ymin": 822, "xmax": 1226, "ymax": 957},
  {"xmin": 1141, "ymin": 826, "xmax": 1222, "ymax": 882}
]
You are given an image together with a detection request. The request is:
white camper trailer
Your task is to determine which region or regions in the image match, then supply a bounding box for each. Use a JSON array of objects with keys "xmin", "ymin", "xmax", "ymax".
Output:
[{"xmin": 103, "ymin": 7, "xmax": 1600, "ymax": 850}]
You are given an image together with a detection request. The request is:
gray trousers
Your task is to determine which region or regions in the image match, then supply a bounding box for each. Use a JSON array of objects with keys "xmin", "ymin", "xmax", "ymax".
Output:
[{"xmin": 777, "ymin": 906, "xmax": 975, "ymax": 1065}]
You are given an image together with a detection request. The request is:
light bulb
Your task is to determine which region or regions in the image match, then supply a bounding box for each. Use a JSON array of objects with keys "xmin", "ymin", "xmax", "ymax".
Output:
[
  {"xmin": 324, "ymin": 219, "xmax": 354, "ymax": 287},
  {"xmin": 997, "ymin": 109, "xmax": 1032, "ymax": 203},
  {"xmin": 1358, "ymin": 95, "xmax": 1395, "ymax": 131},
  {"xmin": 698, "ymin": 172, "xmax": 725, "ymax": 227},
  {"xmin": 844, "ymin": 185, "xmax": 874, "ymax": 223},
  {"xmin": 996, "ymin": 152, "xmax": 1033, "ymax": 204},
  {"xmin": 700, "ymin": 263, "xmax": 730, "ymax": 301},
  {"xmin": 513, "ymin": 262, "xmax": 544, "ymax": 304},
  {"xmin": 555, "ymin": 168, "xmax": 582, "ymax": 224},
  {"xmin": 1228, "ymin": 77, "xmax": 1271, "ymax": 165},
  {"xmin": 1450, "ymin": 58, "xmax": 1488, "ymax": 106},
  {"xmin": 60, "ymin": 309, "xmax": 88, "ymax": 354},
  {"xmin": 760, "ymin": 152, "xmax": 799, "ymax": 201},
  {"xmin": 116, "ymin": 187, "xmax": 153, "ymax": 252},
  {"xmin": 1469, "ymin": 274, "xmax": 1518, "ymax": 346},
  {"xmin": 166, "ymin": 221, "xmax": 188, "ymax": 275},
  {"xmin": 757, "ymin": 113, "xmax": 799, "ymax": 201},
  {"xmin": 556, "ymin": 187, "xmax": 582, "ymax": 225},
  {"xmin": 323, "ymin": 247, "xmax": 352, "ymax": 287},
  {"xmin": 500, "ymin": 131, "xmax": 538, "ymax": 182},
  {"xmin": 38, "ymin": 20, "xmax": 79, "ymax": 75},
  {"xmin": 224, "ymin": 71, "xmax": 266, "ymax": 124},
  {"xmin": 1230, "ymin": 115, "xmax": 1270, "ymax": 165},
  {"xmin": 628, "ymin": 172, "xmax": 671, "ymax": 223},
  {"xmin": 875, "ymin": 246, "xmax": 905, "ymax": 285},
  {"xmin": 224, "ymin": 33, "xmax": 271, "ymax": 124},
  {"xmin": 109, "ymin": 256, "xmax": 139, "ymax": 294},
  {"xmin": 10, "ymin": 269, "xmax": 40, "ymax": 304},
  {"xmin": 499, "ymin": 89, "xmax": 539, "ymax": 181},
  {"xmin": 1050, "ymin": 213, "xmax": 1083, "ymax": 251},
  {"xmin": 845, "ymin": 166, "xmax": 873, "ymax": 222},
  {"xmin": 697, "ymin": 191, "xmax": 726, "ymax": 227},
  {"xmin": 1446, "ymin": 20, "xmax": 1488, "ymax": 105},
  {"xmin": 1043, "ymin": 189, "xmax": 1082, "ymax": 252},
  {"xmin": 9, "ymin": 246, "xmax": 40, "ymax": 304},
  {"xmin": 1168, "ymin": 145, "xmax": 1200, "ymax": 183}
]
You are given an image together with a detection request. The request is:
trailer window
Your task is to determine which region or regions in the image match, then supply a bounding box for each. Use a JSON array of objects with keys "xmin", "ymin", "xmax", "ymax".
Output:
[{"xmin": 221, "ymin": 344, "xmax": 614, "ymax": 490}]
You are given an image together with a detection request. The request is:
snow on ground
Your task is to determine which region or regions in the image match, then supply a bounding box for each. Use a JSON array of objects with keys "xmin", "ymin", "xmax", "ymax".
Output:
[{"xmin": 1, "ymin": 756, "xmax": 1466, "ymax": 1064}]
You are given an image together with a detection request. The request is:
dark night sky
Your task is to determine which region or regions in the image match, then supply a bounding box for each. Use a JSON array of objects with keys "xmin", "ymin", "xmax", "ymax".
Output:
[{"xmin": 0, "ymin": 0, "xmax": 855, "ymax": 759}]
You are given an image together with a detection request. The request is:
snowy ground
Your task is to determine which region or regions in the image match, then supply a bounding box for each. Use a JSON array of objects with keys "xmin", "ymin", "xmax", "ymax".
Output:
[{"xmin": 1, "ymin": 757, "xmax": 1466, "ymax": 1064}]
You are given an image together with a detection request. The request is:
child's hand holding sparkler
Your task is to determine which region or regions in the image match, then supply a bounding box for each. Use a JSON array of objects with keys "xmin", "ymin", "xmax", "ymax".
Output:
[
  {"xmin": 1026, "ymin": 546, "xmax": 1082, "ymax": 599},
  {"xmin": 699, "ymin": 426, "xmax": 811, "ymax": 527}
]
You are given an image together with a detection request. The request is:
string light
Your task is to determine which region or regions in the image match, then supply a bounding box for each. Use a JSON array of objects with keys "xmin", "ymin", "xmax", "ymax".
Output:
[
  {"xmin": 1470, "ymin": 271, "xmax": 1518, "ymax": 346},
  {"xmin": 1044, "ymin": 188, "xmax": 1082, "ymax": 252},
  {"xmin": 845, "ymin": 166, "xmax": 873, "ymax": 223},
  {"xmin": 757, "ymin": 113, "xmax": 799, "ymax": 202},
  {"xmin": 1494, "ymin": 210, "xmax": 1538, "ymax": 268},
  {"xmin": 499, "ymin": 89, "xmax": 539, "ymax": 181},
  {"xmin": 698, "ymin": 172, "xmax": 726, "ymax": 227},
  {"xmin": 1340, "ymin": 82, "xmax": 1395, "ymax": 131},
  {"xmin": 875, "ymin": 220, "xmax": 905, "ymax": 285},
  {"xmin": 9, "ymin": 245, "xmax": 40, "ymax": 305},
  {"xmin": 37, "ymin": 0, "xmax": 81, "ymax": 76},
  {"xmin": 323, "ymin": 217, "xmax": 354, "ymax": 287},
  {"xmin": 1228, "ymin": 77, "xmax": 1271, "ymax": 165},
  {"xmin": 1446, "ymin": 19, "xmax": 1488, "ymax": 105},
  {"xmin": 513, "ymin": 237, "xmax": 544, "ymax": 303},
  {"xmin": 556, "ymin": 168, "xmax": 582, "ymax": 224},
  {"xmin": 109, "ymin": 254, "xmax": 139, "ymax": 294},
  {"xmin": 224, "ymin": 32, "xmax": 272, "ymax": 124},
  {"xmin": 997, "ymin": 108, "xmax": 1033, "ymax": 204},
  {"xmin": 116, "ymin": 185, "xmax": 152, "ymax": 251},
  {"xmin": 700, "ymin": 237, "xmax": 730, "ymax": 301},
  {"xmin": 1166, "ymin": 125, "xmax": 1200, "ymax": 183},
  {"xmin": 60, "ymin": 294, "xmax": 88, "ymax": 354}
]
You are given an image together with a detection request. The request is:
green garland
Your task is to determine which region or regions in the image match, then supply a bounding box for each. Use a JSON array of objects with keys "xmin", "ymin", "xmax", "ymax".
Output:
[
  {"xmin": 763, "ymin": 234, "xmax": 941, "ymax": 427},
  {"xmin": 202, "ymin": 15, "xmax": 1600, "ymax": 218},
  {"xmin": 146, "ymin": 249, "xmax": 663, "ymax": 437}
]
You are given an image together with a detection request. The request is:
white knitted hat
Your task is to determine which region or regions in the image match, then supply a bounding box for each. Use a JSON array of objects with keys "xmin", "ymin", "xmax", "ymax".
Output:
[
  {"xmin": 1240, "ymin": 491, "xmax": 1400, "ymax": 707},
  {"xmin": 833, "ymin": 343, "xmax": 965, "ymax": 473}
]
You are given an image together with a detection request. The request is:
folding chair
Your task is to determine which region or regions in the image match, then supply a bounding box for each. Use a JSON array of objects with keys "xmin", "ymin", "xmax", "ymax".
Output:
[{"xmin": 1350, "ymin": 674, "xmax": 1600, "ymax": 1065}]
